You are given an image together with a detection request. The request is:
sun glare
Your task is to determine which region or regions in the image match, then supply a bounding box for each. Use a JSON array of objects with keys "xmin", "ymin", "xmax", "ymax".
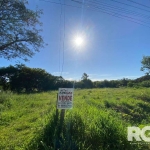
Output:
[{"xmin": 74, "ymin": 36, "xmax": 84, "ymax": 47}]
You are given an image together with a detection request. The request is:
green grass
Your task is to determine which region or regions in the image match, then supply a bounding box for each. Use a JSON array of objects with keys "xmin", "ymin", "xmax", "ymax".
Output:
[
  {"xmin": 0, "ymin": 91, "xmax": 56, "ymax": 149},
  {"xmin": 1, "ymin": 88, "xmax": 150, "ymax": 149}
]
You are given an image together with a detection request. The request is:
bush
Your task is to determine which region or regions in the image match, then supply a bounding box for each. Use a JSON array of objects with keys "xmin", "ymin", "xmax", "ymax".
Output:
[
  {"xmin": 127, "ymin": 82, "xmax": 134, "ymax": 87},
  {"xmin": 140, "ymin": 80, "xmax": 150, "ymax": 87}
]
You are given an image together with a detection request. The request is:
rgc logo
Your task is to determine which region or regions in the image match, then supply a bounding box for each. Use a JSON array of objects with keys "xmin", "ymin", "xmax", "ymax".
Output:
[{"xmin": 127, "ymin": 126, "xmax": 150, "ymax": 142}]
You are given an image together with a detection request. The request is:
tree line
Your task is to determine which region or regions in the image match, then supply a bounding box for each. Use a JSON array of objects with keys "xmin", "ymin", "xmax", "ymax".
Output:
[
  {"xmin": 0, "ymin": 64, "xmax": 73, "ymax": 92},
  {"xmin": 1, "ymin": 1, "xmax": 150, "ymax": 92},
  {"xmin": 0, "ymin": 65, "xmax": 150, "ymax": 93}
]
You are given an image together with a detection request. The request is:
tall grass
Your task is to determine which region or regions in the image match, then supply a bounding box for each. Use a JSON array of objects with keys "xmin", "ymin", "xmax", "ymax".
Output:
[{"xmin": 1, "ymin": 88, "xmax": 150, "ymax": 149}]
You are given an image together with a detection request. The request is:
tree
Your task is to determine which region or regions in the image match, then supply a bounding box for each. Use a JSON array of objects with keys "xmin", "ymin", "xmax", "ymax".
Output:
[
  {"xmin": 0, "ymin": 64, "xmax": 56, "ymax": 92},
  {"xmin": 81, "ymin": 73, "xmax": 89, "ymax": 80},
  {"xmin": 80, "ymin": 73, "xmax": 93, "ymax": 88},
  {"xmin": 0, "ymin": 0, "xmax": 45, "ymax": 61},
  {"xmin": 141, "ymin": 56, "xmax": 150, "ymax": 75}
]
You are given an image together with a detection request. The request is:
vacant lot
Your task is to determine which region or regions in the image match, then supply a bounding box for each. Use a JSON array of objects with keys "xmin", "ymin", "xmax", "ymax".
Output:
[{"xmin": 0, "ymin": 88, "xmax": 150, "ymax": 150}]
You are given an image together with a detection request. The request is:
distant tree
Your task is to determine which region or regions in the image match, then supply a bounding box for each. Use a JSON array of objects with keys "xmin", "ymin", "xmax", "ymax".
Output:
[
  {"xmin": 140, "ymin": 80, "xmax": 150, "ymax": 87},
  {"xmin": 54, "ymin": 77, "xmax": 74, "ymax": 89},
  {"xmin": 0, "ymin": 64, "xmax": 56, "ymax": 92},
  {"xmin": 141, "ymin": 56, "xmax": 150, "ymax": 75},
  {"xmin": 127, "ymin": 81, "xmax": 134, "ymax": 87},
  {"xmin": 0, "ymin": 65, "xmax": 18, "ymax": 90},
  {"xmin": 83, "ymin": 79, "xmax": 93, "ymax": 88},
  {"xmin": 80, "ymin": 73, "xmax": 93, "ymax": 88},
  {"xmin": 94, "ymin": 81, "xmax": 105, "ymax": 88},
  {"xmin": 0, "ymin": 0, "xmax": 45, "ymax": 61},
  {"xmin": 75, "ymin": 81, "xmax": 84, "ymax": 88},
  {"xmin": 119, "ymin": 78, "xmax": 129, "ymax": 87},
  {"xmin": 109, "ymin": 80, "xmax": 119, "ymax": 88},
  {"xmin": 135, "ymin": 75, "xmax": 150, "ymax": 82},
  {"xmin": 81, "ymin": 73, "xmax": 89, "ymax": 80}
]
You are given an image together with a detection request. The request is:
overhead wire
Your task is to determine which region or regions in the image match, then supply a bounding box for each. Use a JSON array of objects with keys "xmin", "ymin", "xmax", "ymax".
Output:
[
  {"xmin": 127, "ymin": 0, "xmax": 150, "ymax": 9},
  {"xmin": 73, "ymin": 0, "xmax": 85, "ymax": 88},
  {"xmin": 60, "ymin": 0, "xmax": 66, "ymax": 77},
  {"xmin": 40, "ymin": 0, "xmax": 150, "ymax": 28},
  {"xmin": 82, "ymin": 0, "xmax": 150, "ymax": 25},
  {"xmin": 72, "ymin": 0, "xmax": 150, "ymax": 27},
  {"xmin": 88, "ymin": 6, "xmax": 150, "ymax": 28},
  {"xmin": 39, "ymin": 0, "xmax": 66, "ymax": 78},
  {"xmin": 59, "ymin": 0, "xmax": 63, "ymax": 74},
  {"xmin": 85, "ymin": 0, "xmax": 150, "ymax": 19},
  {"xmin": 110, "ymin": 0, "xmax": 150, "ymax": 13},
  {"xmin": 39, "ymin": 0, "xmax": 82, "ymax": 9},
  {"xmin": 39, "ymin": 0, "xmax": 150, "ymax": 86},
  {"xmin": 80, "ymin": 0, "xmax": 85, "ymax": 30}
]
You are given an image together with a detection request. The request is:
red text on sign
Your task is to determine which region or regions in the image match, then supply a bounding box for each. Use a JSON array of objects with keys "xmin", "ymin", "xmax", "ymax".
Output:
[{"xmin": 59, "ymin": 96, "xmax": 72, "ymax": 101}]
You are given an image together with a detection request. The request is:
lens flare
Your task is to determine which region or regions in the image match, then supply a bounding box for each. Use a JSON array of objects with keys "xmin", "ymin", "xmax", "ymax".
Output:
[{"xmin": 74, "ymin": 36, "xmax": 84, "ymax": 47}]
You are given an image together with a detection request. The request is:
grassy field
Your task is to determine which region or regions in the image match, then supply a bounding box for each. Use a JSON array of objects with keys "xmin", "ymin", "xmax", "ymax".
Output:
[{"xmin": 1, "ymin": 88, "xmax": 150, "ymax": 150}]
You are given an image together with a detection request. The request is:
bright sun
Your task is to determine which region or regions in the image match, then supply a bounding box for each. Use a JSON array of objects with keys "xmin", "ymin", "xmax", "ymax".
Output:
[{"xmin": 74, "ymin": 36, "xmax": 84, "ymax": 47}]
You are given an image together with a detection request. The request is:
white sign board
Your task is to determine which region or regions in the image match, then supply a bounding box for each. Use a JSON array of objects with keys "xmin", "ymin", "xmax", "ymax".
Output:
[{"xmin": 57, "ymin": 88, "xmax": 74, "ymax": 109}]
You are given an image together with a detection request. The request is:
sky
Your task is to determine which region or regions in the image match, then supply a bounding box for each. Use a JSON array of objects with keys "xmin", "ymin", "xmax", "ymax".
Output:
[{"xmin": 1, "ymin": 0, "xmax": 150, "ymax": 81}]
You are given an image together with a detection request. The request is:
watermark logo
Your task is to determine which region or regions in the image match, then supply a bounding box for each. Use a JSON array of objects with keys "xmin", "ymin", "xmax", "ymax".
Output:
[{"xmin": 127, "ymin": 126, "xmax": 150, "ymax": 142}]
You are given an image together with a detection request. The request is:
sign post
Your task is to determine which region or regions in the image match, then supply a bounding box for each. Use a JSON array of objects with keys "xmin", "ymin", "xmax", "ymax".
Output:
[{"xmin": 56, "ymin": 88, "xmax": 74, "ymax": 143}]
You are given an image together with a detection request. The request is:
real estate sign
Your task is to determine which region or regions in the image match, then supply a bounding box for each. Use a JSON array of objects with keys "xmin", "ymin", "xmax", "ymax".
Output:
[{"xmin": 57, "ymin": 88, "xmax": 74, "ymax": 109}]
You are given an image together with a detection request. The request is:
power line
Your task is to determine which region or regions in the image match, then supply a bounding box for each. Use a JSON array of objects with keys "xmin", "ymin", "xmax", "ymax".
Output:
[
  {"xmin": 80, "ymin": 0, "xmax": 85, "ymax": 29},
  {"xmin": 127, "ymin": 0, "xmax": 150, "ymax": 9},
  {"xmin": 40, "ymin": 0, "xmax": 150, "ymax": 28},
  {"xmin": 72, "ymin": 0, "xmax": 150, "ymax": 27},
  {"xmin": 39, "ymin": 0, "xmax": 82, "ymax": 9},
  {"xmin": 40, "ymin": 0, "xmax": 67, "ymax": 77},
  {"xmin": 110, "ymin": 0, "xmax": 150, "ymax": 13},
  {"xmin": 61, "ymin": 0, "xmax": 66, "ymax": 77},
  {"xmin": 83, "ymin": 1, "xmax": 150, "ymax": 25},
  {"xmin": 59, "ymin": 0, "xmax": 63, "ymax": 73},
  {"xmin": 71, "ymin": 0, "xmax": 82, "ymax": 4},
  {"xmin": 88, "ymin": 6, "xmax": 150, "ymax": 28},
  {"xmin": 86, "ymin": 0, "xmax": 150, "ymax": 19}
]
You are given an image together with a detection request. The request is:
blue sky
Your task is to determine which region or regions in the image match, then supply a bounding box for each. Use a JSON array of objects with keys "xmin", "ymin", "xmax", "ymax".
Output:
[{"xmin": 1, "ymin": 0, "xmax": 150, "ymax": 81}]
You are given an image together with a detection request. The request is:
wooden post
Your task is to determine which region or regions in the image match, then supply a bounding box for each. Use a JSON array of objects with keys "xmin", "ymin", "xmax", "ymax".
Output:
[
  {"xmin": 55, "ymin": 94, "xmax": 59, "ymax": 124},
  {"xmin": 58, "ymin": 110, "xmax": 65, "ymax": 138},
  {"xmin": 56, "ymin": 93, "xmax": 65, "ymax": 127},
  {"xmin": 60, "ymin": 109, "xmax": 65, "ymax": 127},
  {"xmin": 56, "ymin": 93, "xmax": 65, "ymax": 140}
]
